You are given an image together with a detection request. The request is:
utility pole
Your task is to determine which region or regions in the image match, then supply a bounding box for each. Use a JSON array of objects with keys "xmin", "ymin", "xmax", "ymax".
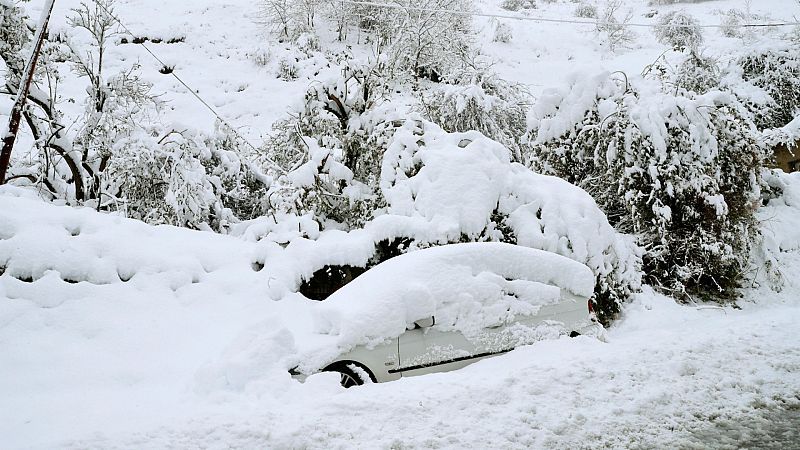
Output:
[{"xmin": 0, "ymin": 0, "xmax": 57, "ymax": 185}]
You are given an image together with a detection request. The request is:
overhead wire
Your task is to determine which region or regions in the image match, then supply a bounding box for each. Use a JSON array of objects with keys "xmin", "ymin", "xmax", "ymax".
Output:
[{"xmin": 89, "ymin": 0, "xmax": 287, "ymax": 176}]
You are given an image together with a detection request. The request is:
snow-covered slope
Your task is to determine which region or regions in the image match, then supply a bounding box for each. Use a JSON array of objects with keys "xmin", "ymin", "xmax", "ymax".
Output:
[{"xmin": 9, "ymin": 0, "xmax": 798, "ymax": 146}]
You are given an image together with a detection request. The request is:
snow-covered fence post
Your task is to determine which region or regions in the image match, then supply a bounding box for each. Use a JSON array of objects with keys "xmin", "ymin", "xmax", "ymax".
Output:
[{"xmin": 0, "ymin": 0, "xmax": 56, "ymax": 185}]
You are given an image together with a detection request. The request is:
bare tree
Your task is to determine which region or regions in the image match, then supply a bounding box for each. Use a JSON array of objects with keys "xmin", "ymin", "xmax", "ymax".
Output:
[{"xmin": 596, "ymin": 0, "xmax": 635, "ymax": 52}]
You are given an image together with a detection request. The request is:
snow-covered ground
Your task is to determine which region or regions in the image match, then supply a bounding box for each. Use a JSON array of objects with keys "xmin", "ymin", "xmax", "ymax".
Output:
[
  {"xmin": 1, "ymin": 174, "xmax": 799, "ymax": 450},
  {"xmin": 3, "ymin": 0, "xmax": 800, "ymax": 448}
]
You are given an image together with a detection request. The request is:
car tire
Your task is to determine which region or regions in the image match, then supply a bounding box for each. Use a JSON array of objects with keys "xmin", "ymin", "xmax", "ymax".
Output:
[{"xmin": 323, "ymin": 362, "xmax": 373, "ymax": 388}]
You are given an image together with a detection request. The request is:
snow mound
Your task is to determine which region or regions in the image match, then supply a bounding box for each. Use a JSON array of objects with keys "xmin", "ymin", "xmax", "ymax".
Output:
[
  {"xmin": 0, "ymin": 186, "xmax": 259, "ymax": 291},
  {"xmin": 313, "ymin": 242, "xmax": 594, "ymax": 345}
]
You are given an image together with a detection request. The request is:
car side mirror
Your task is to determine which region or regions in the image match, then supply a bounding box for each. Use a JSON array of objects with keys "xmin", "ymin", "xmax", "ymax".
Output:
[{"xmin": 414, "ymin": 316, "xmax": 435, "ymax": 328}]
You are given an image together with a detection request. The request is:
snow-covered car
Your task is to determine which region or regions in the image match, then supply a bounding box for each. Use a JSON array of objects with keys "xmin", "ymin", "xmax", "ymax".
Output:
[{"xmin": 290, "ymin": 242, "xmax": 601, "ymax": 387}]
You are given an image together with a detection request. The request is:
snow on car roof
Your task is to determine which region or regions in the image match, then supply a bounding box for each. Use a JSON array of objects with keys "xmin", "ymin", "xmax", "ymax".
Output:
[{"xmin": 311, "ymin": 242, "xmax": 594, "ymax": 348}]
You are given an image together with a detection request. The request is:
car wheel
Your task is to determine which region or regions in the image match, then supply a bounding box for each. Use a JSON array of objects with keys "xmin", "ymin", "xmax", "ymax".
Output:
[{"xmin": 323, "ymin": 363, "xmax": 372, "ymax": 388}]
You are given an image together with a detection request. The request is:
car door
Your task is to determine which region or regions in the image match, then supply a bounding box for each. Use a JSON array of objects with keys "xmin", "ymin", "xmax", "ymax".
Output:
[
  {"xmin": 481, "ymin": 293, "xmax": 589, "ymax": 351},
  {"xmin": 395, "ymin": 323, "xmax": 480, "ymax": 377}
]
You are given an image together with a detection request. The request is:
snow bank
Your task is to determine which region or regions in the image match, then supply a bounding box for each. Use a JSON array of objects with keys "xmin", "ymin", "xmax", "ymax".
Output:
[
  {"xmin": 313, "ymin": 242, "xmax": 594, "ymax": 345},
  {"xmin": 0, "ymin": 186, "xmax": 259, "ymax": 290}
]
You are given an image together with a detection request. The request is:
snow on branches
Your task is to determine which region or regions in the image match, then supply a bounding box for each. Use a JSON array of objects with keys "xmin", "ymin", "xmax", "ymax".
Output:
[{"xmin": 529, "ymin": 72, "xmax": 766, "ymax": 301}]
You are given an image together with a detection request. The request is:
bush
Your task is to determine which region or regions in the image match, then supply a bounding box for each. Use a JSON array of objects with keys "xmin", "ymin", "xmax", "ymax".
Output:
[
  {"xmin": 574, "ymin": 3, "xmax": 597, "ymax": 19},
  {"xmin": 501, "ymin": 0, "xmax": 536, "ymax": 11},
  {"xmin": 377, "ymin": 123, "xmax": 642, "ymax": 323},
  {"xmin": 493, "ymin": 21, "xmax": 513, "ymax": 43},
  {"xmin": 419, "ymin": 67, "xmax": 530, "ymax": 162},
  {"xmin": 529, "ymin": 72, "xmax": 766, "ymax": 301},
  {"xmin": 736, "ymin": 46, "xmax": 800, "ymax": 130},
  {"xmin": 647, "ymin": 51, "xmax": 720, "ymax": 95},
  {"xmin": 719, "ymin": 9, "xmax": 746, "ymax": 38},
  {"xmin": 105, "ymin": 124, "xmax": 267, "ymax": 230},
  {"xmin": 654, "ymin": 11, "xmax": 703, "ymax": 51}
]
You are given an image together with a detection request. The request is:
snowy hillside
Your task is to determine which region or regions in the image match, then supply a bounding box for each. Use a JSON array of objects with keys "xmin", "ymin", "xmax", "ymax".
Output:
[{"xmin": 2, "ymin": 0, "xmax": 800, "ymax": 448}]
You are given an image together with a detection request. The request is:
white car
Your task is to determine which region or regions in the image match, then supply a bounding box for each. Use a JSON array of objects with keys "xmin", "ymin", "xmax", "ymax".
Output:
[{"xmin": 290, "ymin": 242, "xmax": 600, "ymax": 387}]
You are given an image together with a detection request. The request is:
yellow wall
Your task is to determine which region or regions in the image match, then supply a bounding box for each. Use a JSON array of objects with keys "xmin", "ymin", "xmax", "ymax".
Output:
[{"xmin": 772, "ymin": 142, "xmax": 800, "ymax": 173}]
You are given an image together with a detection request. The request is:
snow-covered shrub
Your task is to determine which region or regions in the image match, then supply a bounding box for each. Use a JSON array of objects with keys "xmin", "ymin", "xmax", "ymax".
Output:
[
  {"xmin": 0, "ymin": 0, "xmax": 29, "ymax": 75},
  {"xmin": 295, "ymin": 31, "xmax": 320, "ymax": 53},
  {"xmin": 276, "ymin": 57, "xmax": 300, "ymax": 80},
  {"xmin": 251, "ymin": 48, "xmax": 272, "ymax": 66},
  {"xmin": 719, "ymin": 9, "xmax": 746, "ymax": 38},
  {"xmin": 647, "ymin": 51, "xmax": 720, "ymax": 95},
  {"xmin": 419, "ymin": 67, "xmax": 530, "ymax": 162},
  {"xmin": 501, "ymin": 0, "xmax": 536, "ymax": 11},
  {"xmin": 673, "ymin": 52, "xmax": 720, "ymax": 94},
  {"xmin": 654, "ymin": 11, "xmax": 703, "ymax": 51},
  {"xmin": 596, "ymin": 0, "xmax": 635, "ymax": 52},
  {"xmin": 492, "ymin": 20, "xmax": 513, "ymax": 43},
  {"xmin": 574, "ymin": 2, "xmax": 597, "ymax": 18},
  {"xmin": 106, "ymin": 124, "xmax": 268, "ymax": 230},
  {"xmin": 529, "ymin": 72, "xmax": 766, "ymax": 301},
  {"xmin": 734, "ymin": 45, "xmax": 800, "ymax": 131}
]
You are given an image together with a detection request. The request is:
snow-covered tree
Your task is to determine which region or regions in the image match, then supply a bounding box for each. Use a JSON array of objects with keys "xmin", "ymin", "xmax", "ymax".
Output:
[
  {"xmin": 596, "ymin": 0, "xmax": 635, "ymax": 52},
  {"xmin": 1, "ymin": 0, "xmax": 269, "ymax": 229},
  {"xmin": 0, "ymin": 1, "xmax": 29, "ymax": 75},
  {"xmin": 529, "ymin": 72, "xmax": 766, "ymax": 301},
  {"xmin": 263, "ymin": 59, "xmax": 402, "ymax": 228},
  {"xmin": 359, "ymin": 0, "xmax": 475, "ymax": 81},
  {"xmin": 259, "ymin": 0, "xmax": 319, "ymax": 40},
  {"xmin": 0, "ymin": 0, "xmax": 88, "ymax": 200}
]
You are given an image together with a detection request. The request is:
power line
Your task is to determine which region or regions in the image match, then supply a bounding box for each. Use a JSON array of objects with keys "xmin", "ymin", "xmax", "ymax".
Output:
[
  {"xmin": 339, "ymin": 0, "xmax": 800, "ymax": 29},
  {"xmin": 89, "ymin": 0, "xmax": 286, "ymax": 176}
]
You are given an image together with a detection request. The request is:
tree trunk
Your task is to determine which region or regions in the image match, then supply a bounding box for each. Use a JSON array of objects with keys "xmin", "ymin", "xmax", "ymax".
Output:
[{"xmin": 0, "ymin": 0, "xmax": 57, "ymax": 184}]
